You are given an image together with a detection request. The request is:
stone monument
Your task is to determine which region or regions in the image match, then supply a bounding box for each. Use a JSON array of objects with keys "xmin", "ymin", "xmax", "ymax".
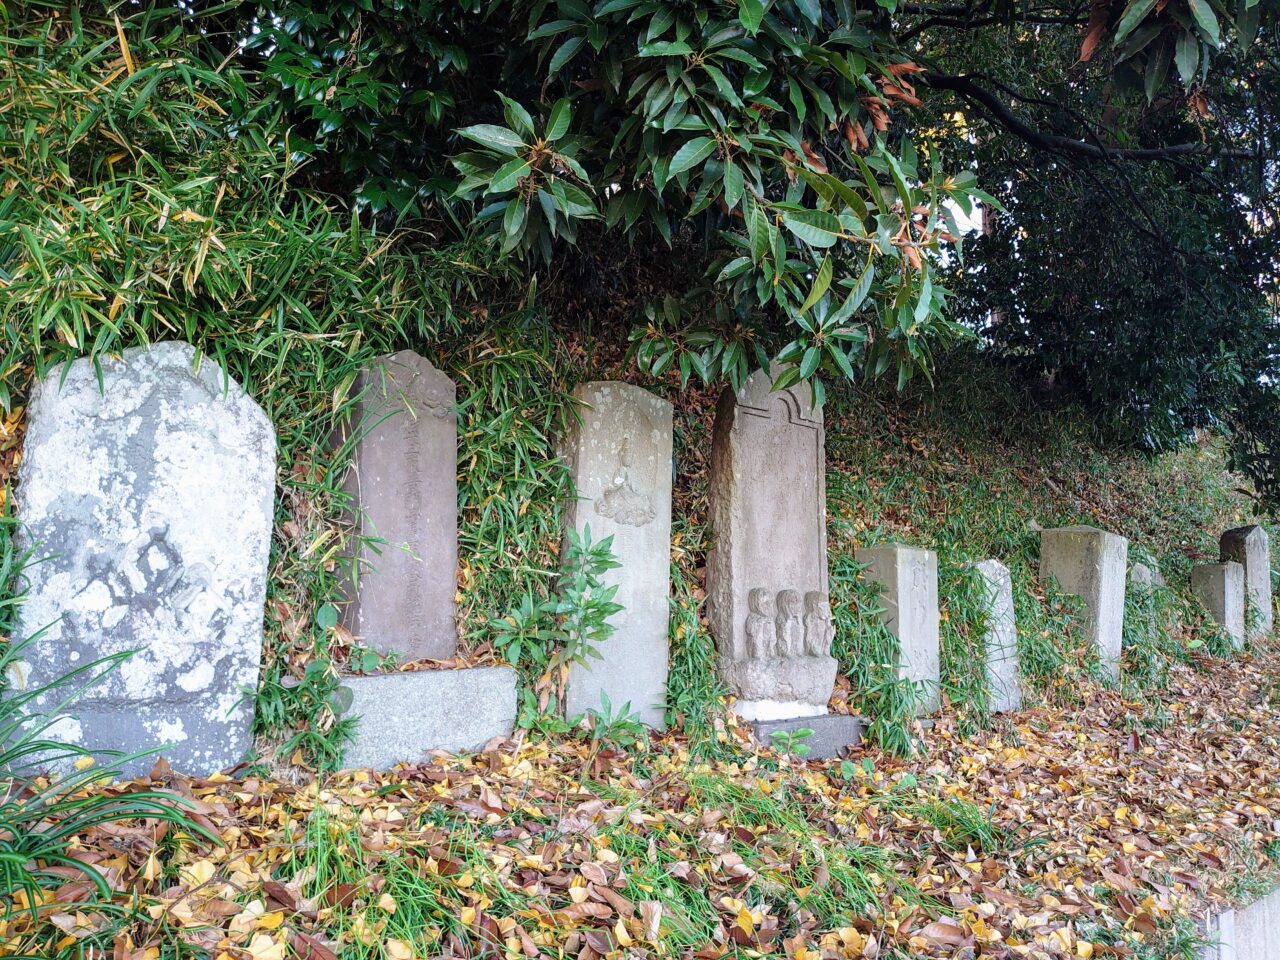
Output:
[
  {"xmin": 338, "ymin": 350, "xmax": 457, "ymax": 659},
  {"xmin": 707, "ymin": 368, "xmax": 861, "ymax": 757},
  {"xmin": 856, "ymin": 544, "xmax": 941, "ymax": 715},
  {"xmin": 1039, "ymin": 525, "xmax": 1128, "ymax": 680},
  {"xmin": 15, "ymin": 342, "xmax": 276, "ymax": 777},
  {"xmin": 562, "ymin": 382, "xmax": 673, "ymax": 728},
  {"xmin": 1220, "ymin": 525, "xmax": 1272, "ymax": 641},
  {"xmin": 973, "ymin": 558, "xmax": 1020, "ymax": 713},
  {"xmin": 1191, "ymin": 561, "xmax": 1245, "ymax": 649}
]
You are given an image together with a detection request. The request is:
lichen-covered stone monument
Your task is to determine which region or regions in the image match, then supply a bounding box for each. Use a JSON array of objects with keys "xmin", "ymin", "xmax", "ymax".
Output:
[
  {"xmin": 15, "ymin": 342, "xmax": 276, "ymax": 777},
  {"xmin": 562, "ymin": 382, "xmax": 673, "ymax": 728},
  {"xmin": 707, "ymin": 368, "xmax": 860, "ymax": 757}
]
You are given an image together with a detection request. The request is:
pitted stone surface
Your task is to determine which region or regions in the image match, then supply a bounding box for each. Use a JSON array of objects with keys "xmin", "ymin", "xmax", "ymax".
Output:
[
  {"xmin": 707, "ymin": 366, "xmax": 834, "ymax": 719},
  {"xmin": 339, "ymin": 666, "xmax": 517, "ymax": 769},
  {"xmin": 338, "ymin": 351, "xmax": 458, "ymax": 660},
  {"xmin": 1192, "ymin": 561, "xmax": 1245, "ymax": 650},
  {"xmin": 974, "ymin": 559, "xmax": 1021, "ymax": 713},
  {"xmin": 562, "ymin": 382, "xmax": 673, "ymax": 728},
  {"xmin": 1220, "ymin": 525, "xmax": 1272, "ymax": 641},
  {"xmin": 857, "ymin": 544, "xmax": 940, "ymax": 715},
  {"xmin": 1039, "ymin": 526, "xmax": 1128, "ymax": 680},
  {"xmin": 751, "ymin": 713, "xmax": 865, "ymax": 760},
  {"xmin": 15, "ymin": 342, "xmax": 275, "ymax": 777}
]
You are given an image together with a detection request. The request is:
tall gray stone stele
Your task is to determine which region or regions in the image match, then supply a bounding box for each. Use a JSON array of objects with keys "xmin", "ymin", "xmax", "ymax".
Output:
[
  {"xmin": 973, "ymin": 559, "xmax": 1021, "ymax": 713},
  {"xmin": 707, "ymin": 367, "xmax": 837, "ymax": 722},
  {"xmin": 1191, "ymin": 561, "xmax": 1245, "ymax": 649},
  {"xmin": 1039, "ymin": 525, "xmax": 1128, "ymax": 680},
  {"xmin": 1220, "ymin": 525, "xmax": 1272, "ymax": 641},
  {"xmin": 562, "ymin": 382, "xmax": 673, "ymax": 728},
  {"xmin": 339, "ymin": 350, "xmax": 457, "ymax": 659},
  {"xmin": 334, "ymin": 351, "xmax": 517, "ymax": 769},
  {"xmin": 15, "ymin": 342, "xmax": 276, "ymax": 777},
  {"xmin": 856, "ymin": 544, "xmax": 941, "ymax": 715}
]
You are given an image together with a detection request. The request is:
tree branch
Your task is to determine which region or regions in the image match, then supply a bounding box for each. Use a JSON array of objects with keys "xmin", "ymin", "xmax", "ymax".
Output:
[{"xmin": 919, "ymin": 72, "xmax": 1261, "ymax": 161}]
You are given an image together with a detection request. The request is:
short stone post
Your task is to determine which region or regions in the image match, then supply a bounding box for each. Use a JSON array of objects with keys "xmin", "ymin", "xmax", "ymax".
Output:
[
  {"xmin": 562, "ymin": 382, "xmax": 673, "ymax": 728},
  {"xmin": 856, "ymin": 544, "xmax": 940, "ymax": 715},
  {"xmin": 973, "ymin": 559, "xmax": 1020, "ymax": 713},
  {"xmin": 1191, "ymin": 561, "xmax": 1245, "ymax": 649},
  {"xmin": 1220, "ymin": 525, "xmax": 1272, "ymax": 640},
  {"xmin": 1039, "ymin": 526, "xmax": 1128, "ymax": 680}
]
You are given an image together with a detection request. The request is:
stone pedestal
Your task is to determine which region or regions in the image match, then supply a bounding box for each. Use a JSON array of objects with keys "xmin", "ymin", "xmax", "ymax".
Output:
[
  {"xmin": 15, "ymin": 342, "xmax": 276, "ymax": 778},
  {"xmin": 338, "ymin": 350, "xmax": 457, "ymax": 660},
  {"xmin": 751, "ymin": 713, "xmax": 865, "ymax": 760},
  {"xmin": 562, "ymin": 382, "xmax": 672, "ymax": 728},
  {"xmin": 856, "ymin": 544, "xmax": 940, "ymax": 715},
  {"xmin": 1191, "ymin": 561, "xmax": 1245, "ymax": 649},
  {"xmin": 1220, "ymin": 525, "xmax": 1272, "ymax": 641},
  {"xmin": 973, "ymin": 559, "xmax": 1020, "ymax": 713},
  {"xmin": 707, "ymin": 367, "xmax": 836, "ymax": 721},
  {"xmin": 337, "ymin": 667, "xmax": 517, "ymax": 769},
  {"xmin": 1039, "ymin": 526, "xmax": 1128, "ymax": 680}
]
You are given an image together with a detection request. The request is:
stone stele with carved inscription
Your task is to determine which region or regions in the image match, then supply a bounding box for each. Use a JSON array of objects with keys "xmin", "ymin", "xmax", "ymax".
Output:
[{"xmin": 707, "ymin": 366, "xmax": 837, "ymax": 721}]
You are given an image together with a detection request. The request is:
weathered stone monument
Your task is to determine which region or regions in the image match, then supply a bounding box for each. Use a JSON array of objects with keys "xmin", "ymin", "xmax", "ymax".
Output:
[
  {"xmin": 1039, "ymin": 526, "xmax": 1128, "ymax": 679},
  {"xmin": 1191, "ymin": 561, "xmax": 1245, "ymax": 649},
  {"xmin": 1129, "ymin": 561, "xmax": 1165, "ymax": 590},
  {"xmin": 15, "ymin": 342, "xmax": 276, "ymax": 777},
  {"xmin": 973, "ymin": 559, "xmax": 1020, "ymax": 713},
  {"xmin": 857, "ymin": 544, "xmax": 941, "ymax": 715},
  {"xmin": 1220, "ymin": 525, "xmax": 1272, "ymax": 641},
  {"xmin": 338, "ymin": 351, "xmax": 457, "ymax": 659},
  {"xmin": 335, "ymin": 350, "xmax": 516, "ymax": 769},
  {"xmin": 562, "ymin": 382, "xmax": 672, "ymax": 728},
  {"xmin": 707, "ymin": 368, "xmax": 860, "ymax": 756}
]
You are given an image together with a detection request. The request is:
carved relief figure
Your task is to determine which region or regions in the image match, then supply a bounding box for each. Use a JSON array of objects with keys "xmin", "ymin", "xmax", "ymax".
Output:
[
  {"xmin": 775, "ymin": 589, "xmax": 804, "ymax": 657},
  {"xmin": 594, "ymin": 437, "xmax": 655, "ymax": 527},
  {"xmin": 803, "ymin": 591, "xmax": 835, "ymax": 657},
  {"xmin": 744, "ymin": 588, "xmax": 778, "ymax": 660}
]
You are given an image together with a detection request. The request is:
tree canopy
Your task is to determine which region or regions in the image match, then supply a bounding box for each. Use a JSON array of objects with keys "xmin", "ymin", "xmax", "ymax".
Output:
[{"xmin": 2, "ymin": 0, "xmax": 1278, "ymax": 498}]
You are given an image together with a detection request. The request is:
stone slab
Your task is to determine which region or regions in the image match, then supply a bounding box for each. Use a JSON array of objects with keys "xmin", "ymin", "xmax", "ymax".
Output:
[
  {"xmin": 15, "ymin": 342, "xmax": 275, "ymax": 777},
  {"xmin": 1191, "ymin": 561, "xmax": 1245, "ymax": 650},
  {"xmin": 1039, "ymin": 526, "xmax": 1128, "ymax": 680},
  {"xmin": 339, "ymin": 350, "xmax": 458, "ymax": 660},
  {"xmin": 1128, "ymin": 561, "xmax": 1165, "ymax": 590},
  {"xmin": 1199, "ymin": 884, "xmax": 1280, "ymax": 959},
  {"xmin": 973, "ymin": 559, "xmax": 1021, "ymax": 713},
  {"xmin": 338, "ymin": 666, "xmax": 517, "ymax": 769},
  {"xmin": 751, "ymin": 713, "xmax": 865, "ymax": 760},
  {"xmin": 856, "ymin": 544, "xmax": 940, "ymax": 715},
  {"xmin": 562, "ymin": 382, "xmax": 672, "ymax": 728},
  {"xmin": 707, "ymin": 366, "xmax": 835, "ymax": 719},
  {"xmin": 1220, "ymin": 525, "xmax": 1272, "ymax": 641}
]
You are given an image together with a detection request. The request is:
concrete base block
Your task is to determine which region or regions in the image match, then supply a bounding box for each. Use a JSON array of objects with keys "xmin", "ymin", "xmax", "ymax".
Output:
[
  {"xmin": 1191, "ymin": 561, "xmax": 1246, "ymax": 650},
  {"xmin": 1039, "ymin": 526, "xmax": 1128, "ymax": 680},
  {"xmin": 751, "ymin": 713, "xmax": 865, "ymax": 760},
  {"xmin": 338, "ymin": 666, "xmax": 517, "ymax": 769}
]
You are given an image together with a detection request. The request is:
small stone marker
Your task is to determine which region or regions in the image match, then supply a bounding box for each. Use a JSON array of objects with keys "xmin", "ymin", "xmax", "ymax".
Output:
[
  {"xmin": 562, "ymin": 382, "xmax": 673, "ymax": 728},
  {"xmin": 1129, "ymin": 561, "xmax": 1165, "ymax": 590},
  {"xmin": 1191, "ymin": 561, "xmax": 1245, "ymax": 649},
  {"xmin": 338, "ymin": 666, "xmax": 517, "ymax": 769},
  {"xmin": 16, "ymin": 342, "xmax": 276, "ymax": 777},
  {"xmin": 1039, "ymin": 526, "xmax": 1128, "ymax": 680},
  {"xmin": 707, "ymin": 367, "xmax": 837, "ymax": 722},
  {"xmin": 856, "ymin": 544, "xmax": 941, "ymax": 715},
  {"xmin": 973, "ymin": 559, "xmax": 1020, "ymax": 713},
  {"xmin": 338, "ymin": 350, "xmax": 457, "ymax": 659},
  {"xmin": 1220, "ymin": 525, "xmax": 1272, "ymax": 640}
]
